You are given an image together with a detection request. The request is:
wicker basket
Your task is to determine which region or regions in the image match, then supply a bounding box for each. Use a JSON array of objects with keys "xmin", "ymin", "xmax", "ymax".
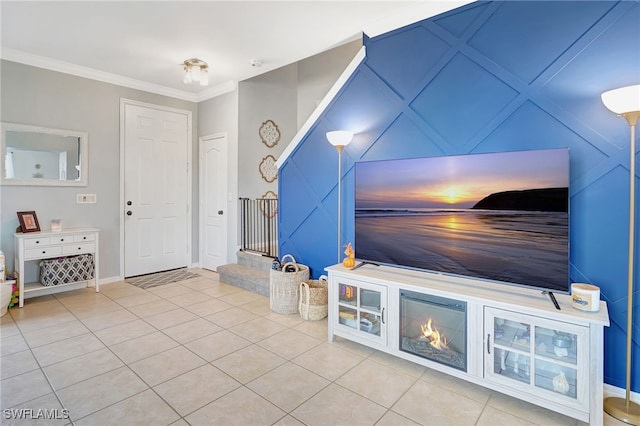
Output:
[
  {"xmin": 298, "ymin": 275, "xmax": 328, "ymax": 321},
  {"xmin": 270, "ymin": 254, "xmax": 309, "ymax": 314}
]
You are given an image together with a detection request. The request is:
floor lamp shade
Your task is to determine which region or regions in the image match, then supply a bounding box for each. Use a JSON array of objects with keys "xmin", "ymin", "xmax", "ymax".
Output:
[
  {"xmin": 326, "ymin": 131, "xmax": 353, "ymax": 263},
  {"xmin": 326, "ymin": 131, "xmax": 353, "ymax": 151},
  {"xmin": 602, "ymin": 84, "xmax": 640, "ymax": 117},
  {"xmin": 601, "ymin": 83, "xmax": 640, "ymax": 425}
]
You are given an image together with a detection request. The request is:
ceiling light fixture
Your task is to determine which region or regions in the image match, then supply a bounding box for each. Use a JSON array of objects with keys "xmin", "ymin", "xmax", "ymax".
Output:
[{"xmin": 182, "ymin": 58, "xmax": 209, "ymax": 86}]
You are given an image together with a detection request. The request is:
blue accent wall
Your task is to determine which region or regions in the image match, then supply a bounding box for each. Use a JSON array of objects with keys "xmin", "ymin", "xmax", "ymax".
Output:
[{"xmin": 278, "ymin": 1, "xmax": 640, "ymax": 391}]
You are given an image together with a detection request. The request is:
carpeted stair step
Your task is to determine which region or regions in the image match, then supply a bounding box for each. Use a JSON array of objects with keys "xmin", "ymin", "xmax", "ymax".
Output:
[
  {"xmin": 217, "ymin": 263, "xmax": 270, "ymax": 297},
  {"xmin": 237, "ymin": 250, "xmax": 276, "ymax": 272}
]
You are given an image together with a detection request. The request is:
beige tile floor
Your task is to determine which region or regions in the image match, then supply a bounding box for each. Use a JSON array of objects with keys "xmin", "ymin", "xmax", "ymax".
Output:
[{"xmin": 0, "ymin": 269, "xmax": 627, "ymax": 425}]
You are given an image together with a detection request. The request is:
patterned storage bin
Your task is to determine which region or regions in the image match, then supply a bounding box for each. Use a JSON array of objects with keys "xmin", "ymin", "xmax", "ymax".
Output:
[{"xmin": 39, "ymin": 254, "xmax": 94, "ymax": 287}]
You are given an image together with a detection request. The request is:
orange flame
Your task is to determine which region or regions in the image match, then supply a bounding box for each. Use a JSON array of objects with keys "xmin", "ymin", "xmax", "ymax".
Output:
[{"xmin": 420, "ymin": 318, "xmax": 447, "ymax": 350}]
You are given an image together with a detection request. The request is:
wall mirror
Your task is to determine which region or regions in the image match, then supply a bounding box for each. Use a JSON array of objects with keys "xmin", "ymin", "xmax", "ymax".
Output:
[{"xmin": 1, "ymin": 122, "xmax": 88, "ymax": 186}]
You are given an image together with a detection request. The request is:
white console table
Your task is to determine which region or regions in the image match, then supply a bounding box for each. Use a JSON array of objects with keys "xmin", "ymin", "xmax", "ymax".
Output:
[
  {"xmin": 14, "ymin": 228, "xmax": 100, "ymax": 307},
  {"xmin": 326, "ymin": 264, "xmax": 610, "ymax": 425}
]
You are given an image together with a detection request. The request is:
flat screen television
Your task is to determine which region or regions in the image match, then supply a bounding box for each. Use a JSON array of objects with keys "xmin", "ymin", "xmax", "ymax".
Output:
[{"xmin": 354, "ymin": 148, "xmax": 570, "ymax": 294}]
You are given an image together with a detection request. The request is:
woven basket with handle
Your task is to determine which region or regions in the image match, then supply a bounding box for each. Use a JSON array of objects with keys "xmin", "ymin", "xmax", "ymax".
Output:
[
  {"xmin": 298, "ymin": 275, "xmax": 328, "ymax": 321},
  {"xmin": 269, "ymin": 254, "xmax": 309, "ymax": 314}
]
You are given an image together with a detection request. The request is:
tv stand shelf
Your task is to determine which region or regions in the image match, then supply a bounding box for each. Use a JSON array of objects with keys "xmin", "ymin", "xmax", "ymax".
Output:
[{"xmin": 325, "ymin": 264, "xmax": 610, "ymax": 425}]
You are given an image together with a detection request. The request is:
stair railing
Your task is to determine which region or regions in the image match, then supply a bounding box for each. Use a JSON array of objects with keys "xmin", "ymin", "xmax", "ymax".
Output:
[{"xmin": 239, "ymin": 197, "xmax": 278, "ymax": 258}]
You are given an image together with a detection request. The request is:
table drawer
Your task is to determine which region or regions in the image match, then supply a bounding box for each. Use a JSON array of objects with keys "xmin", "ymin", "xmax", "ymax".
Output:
[
  {"xmin": 50, "ymin": 235, "xmax": 73, "ymax": 244},
  {"xmin": 25, "ymin": 246, "xmax": 62, "ymax": 260},
  {"xmin": 74, "ymin": 234, "xmax": 96, "ymax": 243},
  {"xmin": 62, "ymin": 242, "xmax": 96, "ymax": 255},
  {"xmin": 24, "ymin": 237, "xmax": 51, "ymax": 248}
]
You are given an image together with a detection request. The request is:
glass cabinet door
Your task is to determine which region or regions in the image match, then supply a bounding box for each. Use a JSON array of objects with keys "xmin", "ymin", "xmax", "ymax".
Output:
[
  {"xmin": 336, "ymin": 280, "xmax": 386, "ymax": 343},
  {"xmin": 485, "ymin": 307, "xmax": 587, "ymax": 410},
  {"xmin": 490, "ymin": 315, "xmax": 532, "ymax": 384},
  {"xmin": 533, "ymin": 326, "xmax": 578, "ymax": 398}
]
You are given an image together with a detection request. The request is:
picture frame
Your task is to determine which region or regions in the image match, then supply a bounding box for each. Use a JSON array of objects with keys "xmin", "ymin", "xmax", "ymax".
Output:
[{"xmin": 17, "ymin": 211, "xmax": 41, "ymax": 233}]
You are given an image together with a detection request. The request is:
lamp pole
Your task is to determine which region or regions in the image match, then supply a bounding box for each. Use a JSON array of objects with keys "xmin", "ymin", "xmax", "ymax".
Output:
[
  {"xmin": 601, "ymin": 84, "xmax": 640, "ymax": 425},
  {"xmin": 326, "ymin": 131, "xmax": 354, "ymax": 264},
  {"xmin": 336, "ymin": 144, "xmax": 344, "ymax": 263}
]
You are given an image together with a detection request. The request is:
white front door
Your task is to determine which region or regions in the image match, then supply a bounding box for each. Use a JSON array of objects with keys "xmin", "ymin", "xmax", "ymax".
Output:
[
  {"xmin": 199, "ymin": 133, "xmax": 228, "ymax": 271},
  {"xmin": 122, "ymin": 100, "xmax": 191, "ymax": 277}
]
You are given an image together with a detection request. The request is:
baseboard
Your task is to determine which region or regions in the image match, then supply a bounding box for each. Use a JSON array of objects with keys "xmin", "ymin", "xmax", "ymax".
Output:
[
  {"xmin": 604, "ymin": 383, "xmax": 640, "ymax": 404},
  {"xmin": 98, "ymin": 275, "xmax": 124, "ymax": 286}
]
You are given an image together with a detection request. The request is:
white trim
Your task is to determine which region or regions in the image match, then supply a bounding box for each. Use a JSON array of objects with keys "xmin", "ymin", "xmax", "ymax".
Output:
[
  {"xmin": 276, "ymin": 45, "xmax": 366, "ymax": 169},
  {"xmin": 195, "ymin": 81, "xmax": 238, "ymax": 102},
  {"xmin": 362, "ymin": 1, "xmax": 475, "ymax": 38},
  {"xmin": 98, "ymin": 276, "xmax": 125, "ymax": 286},
  {"xmin": 119, "ymin": 98, "xmax": 193, "ymax": 279},
  {"xmin": 1, "ymin": 48, "xmax": 235, "ymax": 103},
  {"xmin": 604, "ymin": 383, "xmax": 640, "ymax": 404}
]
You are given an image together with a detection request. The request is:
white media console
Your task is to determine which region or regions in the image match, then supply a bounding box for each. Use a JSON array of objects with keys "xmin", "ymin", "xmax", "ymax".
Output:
[{"xmin": 325, "ymin": 264, "xmax": 610, "ymax": 425}]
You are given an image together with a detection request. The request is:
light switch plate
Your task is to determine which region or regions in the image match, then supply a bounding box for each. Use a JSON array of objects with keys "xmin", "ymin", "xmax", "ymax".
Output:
[{"xmin": 77, "ymin": 194, "xmax": 97, "ymax": 204}]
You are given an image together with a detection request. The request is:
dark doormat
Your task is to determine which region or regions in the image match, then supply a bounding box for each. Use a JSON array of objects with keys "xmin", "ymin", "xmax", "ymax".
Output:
[{"xmin": 126, "ymin": 268, "xmax": 200, "ymax": 289}]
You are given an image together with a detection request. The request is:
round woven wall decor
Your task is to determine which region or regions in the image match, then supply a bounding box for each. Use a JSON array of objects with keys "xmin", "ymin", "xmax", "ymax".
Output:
[
  {"xmin": 259, "ymin": 154, "xmax": 277, "ymax": 182},
  {"xmin": 259, "ymin": 119, "xmax": 280, "ymax": 148}
]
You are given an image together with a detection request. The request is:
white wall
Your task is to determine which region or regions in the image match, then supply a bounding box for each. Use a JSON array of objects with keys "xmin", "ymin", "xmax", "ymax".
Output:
[
  {"xmin": 0, "ymin": 39, "xmax": 362, "ymax": 277},
  {"xmin": 197, "ymin": 89, "xmax": 240, "ymax": 263},
  {"xmin": 238, "ymin": 64, "xmax": 297, "ymax": 199},
  {"xmin": 296, "ymin": 39, "xmax": 362, "ymax": 129},
  {"xmin": 0, "ymin": 60, "xmax": 198, "ymax": 280},
  {"xmin": 236, "ymin": 39, "xmax": 362, "ymax": 200}
]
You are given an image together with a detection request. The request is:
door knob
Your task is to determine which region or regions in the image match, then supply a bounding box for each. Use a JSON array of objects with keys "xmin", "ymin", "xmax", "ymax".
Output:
[
  {"xmin": 126, "ymin": 211, "xmax": 133, "ymax": 216},
  {"xmin": 218, "ymin": 210, "xmax": 224, "ymax": 215}
]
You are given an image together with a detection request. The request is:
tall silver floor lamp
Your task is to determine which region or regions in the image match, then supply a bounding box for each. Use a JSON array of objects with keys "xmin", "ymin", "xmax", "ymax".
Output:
[
  {"xmin": 601, "ymin": 83, "xmax": 640, "ymax": 425},
  {"xmin": 326, "ymin": 130, "xmax": 354, "ymax": 263}
]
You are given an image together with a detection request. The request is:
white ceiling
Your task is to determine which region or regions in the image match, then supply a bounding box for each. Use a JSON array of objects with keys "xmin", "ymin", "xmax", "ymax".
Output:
[{"xmin": 1, "ymin": 1, "xmax": 470, "ymax": 102}]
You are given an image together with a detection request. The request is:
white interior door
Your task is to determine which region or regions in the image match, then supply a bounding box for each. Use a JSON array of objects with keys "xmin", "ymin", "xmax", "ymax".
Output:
[
  {"xmin": 200, "ymin": 133, "xmax": 228, "ymax": 271},
  {"xmin": 123, "ymin": 101, "xmax": 190, "ymax": 277}
]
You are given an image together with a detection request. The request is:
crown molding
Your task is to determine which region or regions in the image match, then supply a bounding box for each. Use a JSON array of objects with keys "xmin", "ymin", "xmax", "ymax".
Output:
[
  {"xmin": 0, "ymin": 48, "xmax": 237, "ymax": 103},
  {"xmin": 195, "ymin": 80, "xmax": 238, "ymax": 102}
]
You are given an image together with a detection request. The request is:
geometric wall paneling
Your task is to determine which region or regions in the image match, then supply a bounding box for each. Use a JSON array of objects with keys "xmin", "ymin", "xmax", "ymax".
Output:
[
  {"xmin": 433, "ymin": 1, "xmax": 491, "ymax": 38},
  {"xmin": 365, "ymin": 24, "xmax": 452, "ymax": 99},
  {"xmin": 277, "ymin": 1, "xmax": 640, "ymax": 391},
  {"xmin": 602, "ymin": 317, "xmax": 638, "ymax": 388},
  {"xmin": 569, "ymin": 167, "xmax": 628, "ymax": 300},
  {"xmin": 539, "ymin": 3, "xmax": 640, "ymax": 135},
  {"xmin": 467, "ymin": 1, "xmax": 617, "ymax": 84},
  {"xmin": 605, "ymin": 297, "xmax": 640, "ymax": 388},
  {"xmin": 539, "ymin": 5, "xmax": 639, "ymax": 101},
  {"xmin": 287, "ymin": 205, "xmax": 337, "ymax": 277},
  {"xmin": 290, "ymin": 125, "xmax": 341, "ymax": 199},
  {"xmin": 476, "ymin": 101, "xmax": 608, "ymax": 179},
  {"xmin": 410, "ymin": 53, "xmax": 519, "ymax": 148},
  {"xmin": 278, "ymin": 160, "xmax": 319, "ymax": 237},
  {"xmin": 324, "ymin": 68, "xmax": 403, "ymax": 135},
  {"xmin": 359, "ymin": 114, "xmax": 446, "ymax": 162}
]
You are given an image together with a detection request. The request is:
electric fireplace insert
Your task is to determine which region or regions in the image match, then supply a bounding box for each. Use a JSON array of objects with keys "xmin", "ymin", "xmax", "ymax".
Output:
[{"xmin": 399, "ymin": 290, "xmax": 467, "ymax": 371}]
